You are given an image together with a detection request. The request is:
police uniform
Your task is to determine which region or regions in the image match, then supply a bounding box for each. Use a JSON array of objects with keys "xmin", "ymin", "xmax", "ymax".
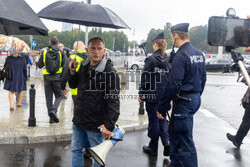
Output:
[
  {"xmin": 158, "ymin": 24, "xmax": 206, "ymax": 167},
  {"xmin": 139, "ymin": 32, "xmax": 170, "ymax": 156}
]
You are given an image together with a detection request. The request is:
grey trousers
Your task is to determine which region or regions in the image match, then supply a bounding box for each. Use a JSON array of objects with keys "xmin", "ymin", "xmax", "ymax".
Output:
[{"xmin": 44, "ymin": 80, "xmax": 62, "ymax": 116}]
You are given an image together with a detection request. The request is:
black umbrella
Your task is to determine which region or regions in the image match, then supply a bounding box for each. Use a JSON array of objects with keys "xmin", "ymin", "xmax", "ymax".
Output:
[
  {"xmin": 38, "ymin": 1, "xmax": 130, "ymax": 29},
  {"xmin": 0, "ymin": 0, "xmax": 48, "ymax": 36}
]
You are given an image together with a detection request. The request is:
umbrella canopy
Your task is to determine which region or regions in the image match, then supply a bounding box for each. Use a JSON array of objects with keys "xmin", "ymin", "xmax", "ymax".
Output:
[
  {"xmin": 0, "ymin": 0, "xmax": 48, "ymax": 36},
  {"xmin": 38, "ymin": 1, "xmax": 130, "ymax": 29},
  {"xmin": 0, "ymin": 35, "xmax": 30, "ymax": 53}
]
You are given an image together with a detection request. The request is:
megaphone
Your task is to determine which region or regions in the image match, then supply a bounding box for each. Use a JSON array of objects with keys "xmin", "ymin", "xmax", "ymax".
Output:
[{"xmin": 88, "ymin": 126, "xmax": 125, "ymax": 166}]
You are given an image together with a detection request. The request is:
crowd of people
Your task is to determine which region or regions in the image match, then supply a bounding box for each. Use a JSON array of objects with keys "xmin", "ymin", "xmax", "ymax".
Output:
[{"xmin": 0, "ymin": 19, "xmax": 249, "ymax": 167}]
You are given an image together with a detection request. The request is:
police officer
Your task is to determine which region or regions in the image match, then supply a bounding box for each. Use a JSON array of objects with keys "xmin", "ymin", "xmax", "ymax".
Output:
[
  {"xmin": 157, "ymin": 24, "xmax": 206, "ymax": 167},
  {"xmin": 138, "ymin": 32, "xmax": 170, "ymax": 156},
  {"xmin": 38, "ymin": 36, "xmax": 66, "ymax": 123},
  {"xmin": 61, "ymin": 41, "xmax": 88, "ymax": 104}
]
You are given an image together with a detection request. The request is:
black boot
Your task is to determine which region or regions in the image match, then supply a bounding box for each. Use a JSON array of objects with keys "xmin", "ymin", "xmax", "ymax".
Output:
[
  {"xmin": 143, "ymin": 146, "xmax": 157, "ymax": 156},
  {"xmin": 163, "ymin": 142, "xmax": 170, "ymax": 156},
  {"xmin": 226, "ymin": 133, "xmax": 241, "ymax": 148}
]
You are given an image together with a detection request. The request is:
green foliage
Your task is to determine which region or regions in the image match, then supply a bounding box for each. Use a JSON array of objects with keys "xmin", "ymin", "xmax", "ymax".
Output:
[
  {"xmin": 15, "ymin": 28, "xmax": 129, "ymax": 52},
  {"xmin": 145, "ymin": 28, "xmax": 162, "ymax": 53},
  {"xmin": 15, "ymin": 23, "xmax": 223, "ymax": 53},
  {"xmin": 146, "ymin": 23, "xmax": 219, "ymax": 53}
]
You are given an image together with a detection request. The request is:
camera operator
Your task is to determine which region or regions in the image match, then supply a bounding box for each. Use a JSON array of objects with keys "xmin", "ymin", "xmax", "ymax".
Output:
[{"xmin": 226, "ymin": 16, "xmax": 250, "ymax": 148}]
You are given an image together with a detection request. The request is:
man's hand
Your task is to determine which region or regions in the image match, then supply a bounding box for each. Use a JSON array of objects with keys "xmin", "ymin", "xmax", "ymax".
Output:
[
  {"xmin": 61, "ymin": 89, "xmax": 67, "ymax": 95},
  {"xmin": 138, "ymin": 97, "xmax": 142, "ymax": 103},
  {"xmin": 98, "ymin": 125, "xmax": 113, "ymax": 140},
  {"xmin": 69, "ymin": 59, "xmax": 78, "ymax": 75},
  {"xmin": 157, "ymin": 112, "xmax": 164, "ymax": 120}
]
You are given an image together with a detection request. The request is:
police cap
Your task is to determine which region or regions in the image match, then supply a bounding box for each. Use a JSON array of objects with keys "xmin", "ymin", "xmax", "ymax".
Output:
[
  {"xmin": 152, "ymin": 32, "xmax": 165, "ymax": 42},
  {"xmin": 171, "ymin": 23, "xmax": 189, "ymax": 33}
]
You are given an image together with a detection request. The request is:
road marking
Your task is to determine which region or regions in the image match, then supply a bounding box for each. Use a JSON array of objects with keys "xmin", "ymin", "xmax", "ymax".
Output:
[
  {"xmin": 200, "ymin": 108, "xmax": 250, "ymax": 143},
  {"xmin": 199, "ymin": 108, "xmax": 217, "ymax": 118}
]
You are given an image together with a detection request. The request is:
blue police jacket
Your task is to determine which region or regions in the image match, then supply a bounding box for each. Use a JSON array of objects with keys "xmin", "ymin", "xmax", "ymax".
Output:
[
  {"xmin": 158, "ymin": 42, "xmax": 206, "ymax": 113},
  {"xmin": 139, "ymin": 49, "xmax": 170, "ymax": 103}
]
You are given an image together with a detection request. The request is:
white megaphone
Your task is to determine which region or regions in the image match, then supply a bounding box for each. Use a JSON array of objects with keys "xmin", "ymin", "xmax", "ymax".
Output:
[{"xmin": 88, "ymin": 125, "xmax": 125, "ymax": 166}]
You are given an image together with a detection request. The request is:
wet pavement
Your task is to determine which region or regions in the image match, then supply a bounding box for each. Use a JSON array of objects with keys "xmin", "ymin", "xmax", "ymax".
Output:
[
  {"xmin": 0, "ymin": 67, "xmax": 148, "ymax": 144},
  {"xmin": 201, "ymin": 74, "xmax": 250, "ymax": 138},
  {"xmin": 0, "ymin": 67, "xmax": 250, "ymax": 166},
  {"xmin": 0, "ymin": 111, "xmax": 249, "ymax": 167}
]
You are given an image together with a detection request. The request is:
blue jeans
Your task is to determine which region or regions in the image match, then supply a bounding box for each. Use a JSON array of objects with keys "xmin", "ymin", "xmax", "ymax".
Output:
[{"xmin": 72, "ymin": 125, "xmax": 104, "ymax": 167}]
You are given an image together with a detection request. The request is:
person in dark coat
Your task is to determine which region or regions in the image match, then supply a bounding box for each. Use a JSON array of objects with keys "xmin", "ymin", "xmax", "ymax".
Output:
[
  {"xmin": 68, "ymin": 37, "xmax": 120, "ymax": 167},
  {"xmin": 138, "ymin": 32, "xmax": 170, "ymax": 156},
  {"xmin": 4, "ymin": 50, "xmax": 27, "ymax": 111},
  {"xmin": 158, "ymin": 23, "xmax": 206, "ymax": 167}
]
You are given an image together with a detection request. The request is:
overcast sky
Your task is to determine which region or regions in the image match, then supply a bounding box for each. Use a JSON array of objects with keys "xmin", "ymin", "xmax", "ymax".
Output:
[{"xmin": 25, "ymin": 0, "xmax": 250, "ymax": 42}]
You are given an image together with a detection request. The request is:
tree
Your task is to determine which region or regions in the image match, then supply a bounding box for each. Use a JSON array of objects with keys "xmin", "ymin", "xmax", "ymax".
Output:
[
  {"xmin": 163, "ymin": 22, "xmax": 173, "ymax": 49},
  {"xmin": 146, "ymin": 28, "xmax": 162, "ymax": 53}
]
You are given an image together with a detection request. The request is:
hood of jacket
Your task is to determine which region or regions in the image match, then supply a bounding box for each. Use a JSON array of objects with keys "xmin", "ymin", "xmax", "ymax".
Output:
[
  {"xmin": 152, "ymin": 49, "xmax": 169, "ymax": 69},
  {"xmin": 81, "ymin": 57, "xmax": 113, "ymax": 72}
]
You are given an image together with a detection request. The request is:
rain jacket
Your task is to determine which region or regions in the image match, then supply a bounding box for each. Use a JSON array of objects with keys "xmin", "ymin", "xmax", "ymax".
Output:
[
  {"xmin": 68, "ymin": 58, "xmax": 120, "ymax": 132},
  {"xmin": 139, "ymin": 49, "xmax": 170, "ymax": 103}
]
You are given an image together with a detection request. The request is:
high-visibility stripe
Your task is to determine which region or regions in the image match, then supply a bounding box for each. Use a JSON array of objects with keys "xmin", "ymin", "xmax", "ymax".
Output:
[
  {"xmin": 70, "ymin": 54, "xmax": 84, "ymax": 72},
  {"xmin": 70, "ymin": 88, "xmax": 78, "ymax": 95},
  {"xmin": 69, "ymin": 51, "xmax": 85, "ymax": 95},
  {"xmin": 43, "ymin": 67, "xmax": 62, "ymax": 75}
]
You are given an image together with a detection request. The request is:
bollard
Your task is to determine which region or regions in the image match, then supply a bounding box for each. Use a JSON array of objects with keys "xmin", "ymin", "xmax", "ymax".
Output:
[
  {"xmin": 139, "ymin": 101, "xmax": 145, "ymax": 115},
  {"xmin": 28, "ymin": 84, "xmax": 36, "ymax": 126}
]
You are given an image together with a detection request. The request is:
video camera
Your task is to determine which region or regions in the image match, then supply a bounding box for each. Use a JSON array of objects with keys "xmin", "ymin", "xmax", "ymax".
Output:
[{"xmin": 207, "ymin": 8, "xmax": 250, "ymax": 88}]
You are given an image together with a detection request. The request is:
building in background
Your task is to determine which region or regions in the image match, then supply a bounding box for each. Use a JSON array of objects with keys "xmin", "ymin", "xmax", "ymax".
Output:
[{"xmin": 62, "ymin": 23, "xmax": 73, "ymax": 32}]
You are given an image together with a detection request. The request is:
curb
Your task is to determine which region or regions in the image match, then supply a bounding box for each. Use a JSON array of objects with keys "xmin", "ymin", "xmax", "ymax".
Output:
[
  {"xmin": 206, "ymin": 72, "xmax": 235, "ymax": 76},
  {"xmin": 0, "ymin": 123, "xmax": 148, "ymax": 145}
]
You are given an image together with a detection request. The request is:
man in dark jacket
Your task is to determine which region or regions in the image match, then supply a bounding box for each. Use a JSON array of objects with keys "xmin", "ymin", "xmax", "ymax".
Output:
[
  {"xmin": 38, "ymin": 36, "xmax": 66, "ymax": 123},
  {"xmin": 68, "ymin": 37, "xmax": 120, "ymax": 167}
]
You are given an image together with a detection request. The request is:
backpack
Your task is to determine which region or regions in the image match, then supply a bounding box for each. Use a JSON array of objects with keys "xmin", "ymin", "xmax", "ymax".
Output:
[{"xmin": 45, "ymin": 49, "xmax": 61, "ymax": 74}]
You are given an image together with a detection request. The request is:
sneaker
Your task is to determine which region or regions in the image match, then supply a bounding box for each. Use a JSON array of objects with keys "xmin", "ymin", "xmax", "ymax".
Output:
[
  {"xmin": 226, "ymin": 133, "xmax": 241, "ymax": 148},
  {"xmin": 49, "ymin": 112, "xmax": 59, "ymax": 123},
  {"xmin": 163, "ymin": 143, "xmax": 170, "ymax": 156},
  {"xmin": 143, "ymin": 146, "xmax": 157, "ymax": 156}
]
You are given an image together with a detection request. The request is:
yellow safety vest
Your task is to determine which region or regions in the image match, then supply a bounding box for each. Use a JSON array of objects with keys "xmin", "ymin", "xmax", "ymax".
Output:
[
  {"xmin": 70, "ymin": 49, "xmax": 86, "ymax": 95},
  {"xmin": 42, "ymin": 48, "xmax": 63, "ymax": 75}
]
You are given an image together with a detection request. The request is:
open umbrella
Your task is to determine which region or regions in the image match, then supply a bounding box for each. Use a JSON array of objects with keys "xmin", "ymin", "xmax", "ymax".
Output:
[
  {"xmin": 0, "ymin": 0, "xmax": 48, "ymax": 36},
  {"xmin": 38, "ymin": 1, "xmax": 130, "ymax": 29},
  {"xmin": 0, "ymin": 35, "xmax": 30, "ymax": 53}
]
